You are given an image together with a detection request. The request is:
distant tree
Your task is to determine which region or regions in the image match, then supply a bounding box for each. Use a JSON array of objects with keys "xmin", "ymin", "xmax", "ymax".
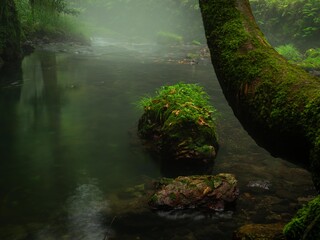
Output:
[{"xmin": 0, "ymin": 0, "xmax": 21, "ymax": 66}]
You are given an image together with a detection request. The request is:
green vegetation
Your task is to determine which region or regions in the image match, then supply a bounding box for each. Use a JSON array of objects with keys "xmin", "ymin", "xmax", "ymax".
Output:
[
  {"xmin": 191, "ymin": 40, "xmax": 202, "ymax": 45},
  {"xmin": 138, "ymin": 83, "xmax": 218, "ymax": 162},
  {"xmin": 14, "ymin": 0, "xmax": 88, "ymax": 43},
  {"xmin": 300, "ymin": 48, "xmax": 320, "ymax": 70},
  {"xmin": 275, "ymin": 44, "xmax": 320, "ymax": 70},
  {"xmin": 156, "ymin": 31, "xmax": 183, "ymax": 45},
  {"xmin": 283, "ymin": 195, "xmax": 320, "ymax": 239},
  {"xmin": 275, "ymin": 44, "xmax": 303, "ymax": 62},
  {"xmin": 250, "ymin": 0, "xmax": 320, "ymax": 50}
]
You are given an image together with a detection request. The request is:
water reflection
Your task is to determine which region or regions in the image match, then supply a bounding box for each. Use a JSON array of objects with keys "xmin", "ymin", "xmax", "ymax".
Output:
[
  {"xmin": 0, "ymin": 40, "xmax": 317, "ymax": 239},
  {"xmin": 0, "ymin": 64, "xmax": 23, "ymax": 163},
  {"xmin": 66, "ymin": 181, "xmax": 110, "ymax": 240},
  {"xmin": 34, "ymin": 180, "xmax": 112, "ymax": 240}
]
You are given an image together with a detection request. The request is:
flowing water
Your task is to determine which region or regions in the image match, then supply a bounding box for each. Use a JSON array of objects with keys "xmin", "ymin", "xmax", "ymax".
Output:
[{"xmin": 0, "ymin": 38, "xmax": 317, "ymax": 240}]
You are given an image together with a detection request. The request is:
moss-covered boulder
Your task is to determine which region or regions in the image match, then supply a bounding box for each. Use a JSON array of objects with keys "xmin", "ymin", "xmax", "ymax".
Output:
[
  {"xmin": 149, "ymin": 173, "xmax": 239, "ymax": 211},
  {"xmin": 283, "ymin": 195, "xmax": 320, "ymax": 239},
  {"xmin": 138, "ymin": 83, "xmax": 218, "ymax": 167},
  {"xmin": 233, "ymin": 223, "xmax": 285, "ymax": 240}
]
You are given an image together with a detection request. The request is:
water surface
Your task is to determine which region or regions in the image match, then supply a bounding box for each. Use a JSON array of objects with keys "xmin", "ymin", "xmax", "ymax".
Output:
[{"xmin": 0, "ymin": 39, "xmax": 316, "ymax": 239}]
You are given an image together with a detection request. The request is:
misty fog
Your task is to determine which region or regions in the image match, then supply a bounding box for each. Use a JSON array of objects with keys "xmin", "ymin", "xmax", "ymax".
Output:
[{"xmin": 69, "ymin": 0, "xmax": 205, "ymax": 43}]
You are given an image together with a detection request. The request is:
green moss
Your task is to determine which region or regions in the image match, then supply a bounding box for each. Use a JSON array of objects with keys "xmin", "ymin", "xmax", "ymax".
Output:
[
  {"xmin": 284, "ymin": 195, "xmax": 320, "ymax": 239},
  {"xmin": 169, "ymin": 192, "xmax": 177, "ymax": 200},
  {"xmin": 200, "ymin": 0, "xmax": 320, "ymax": 174},
  {"xmin": 137, "ymin": 83, "xmax": 218, "ymax": 161},
  {"xmin": 149, "ymin": 194, "xmax": 159, "ymax": 204},
  {"xmin": 204, "ymin": 175, "xmax": 223, "ymax": 189}
]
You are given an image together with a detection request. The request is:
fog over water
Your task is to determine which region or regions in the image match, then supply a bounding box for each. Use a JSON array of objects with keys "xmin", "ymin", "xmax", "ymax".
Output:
[
  {"xmin": 69, "ymin": 0, "xmax": 205, "ymax": 43},
  {"xmin": 0, "ymin": 1, "xmax": 319, "ymax": 239}
]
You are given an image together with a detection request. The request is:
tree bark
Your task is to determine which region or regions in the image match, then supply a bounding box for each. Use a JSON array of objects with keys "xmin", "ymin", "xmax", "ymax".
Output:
[
  {"xmin": 0, "ymin": 0, "xmax": 21, "ymax": 66},
  {"xmin": 199, "ymin": 0, "xmax": 320, "ymax": 191}
]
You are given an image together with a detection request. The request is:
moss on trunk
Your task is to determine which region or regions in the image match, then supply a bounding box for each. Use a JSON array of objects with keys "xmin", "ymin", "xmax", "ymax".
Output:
[
  {"xmin": 0, "ymin": 0, "xmax": 21, "ymax": 65},
  {"xmin": 199, "ymin": 0, "xmax": 320, "ymax": 191}
]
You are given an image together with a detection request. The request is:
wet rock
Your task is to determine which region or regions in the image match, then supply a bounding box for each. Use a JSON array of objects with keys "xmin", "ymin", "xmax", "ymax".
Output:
[
  {"xmin": 149, "ymin": 173, "xmax": 239, "ymax": 211},
  {"xmin": 233, "ymin": 223, "xmax": 286, "ymax": 240},
  {"xmin": 247, "ymin": 180, "xmax": 271, "ymax": 190}
]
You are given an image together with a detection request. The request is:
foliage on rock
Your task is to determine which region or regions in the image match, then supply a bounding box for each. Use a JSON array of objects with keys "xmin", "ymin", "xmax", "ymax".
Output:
[
  {"xmin": 283, "ymin": 195, "xmax": 320, "ymax": 240},
  {"xmin": 138, "ymin": 83, "xmax": 218, "ymax": 163},
  {"xmin": 149, "ymin": 173, "xmax": 239, "ymax": 211}
]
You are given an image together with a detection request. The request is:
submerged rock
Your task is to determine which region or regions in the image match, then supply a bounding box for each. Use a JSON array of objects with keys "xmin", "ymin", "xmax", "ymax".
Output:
[
  {"xmin": 149, "ymin": 173, "xmax": 239, "ymax": 211},
  {"xmin": 233, "ymin": 223, "xmax": 285, "ymax": 240},
  {"xmin": 247, "ymin": 180, "xmax": 272, "ymax": 190}
]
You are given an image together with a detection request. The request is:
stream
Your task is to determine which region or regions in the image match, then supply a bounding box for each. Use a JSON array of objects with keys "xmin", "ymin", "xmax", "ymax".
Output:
[{"xmin": 0, "ymin": 38, "xmax": 317, "ymax": 240}]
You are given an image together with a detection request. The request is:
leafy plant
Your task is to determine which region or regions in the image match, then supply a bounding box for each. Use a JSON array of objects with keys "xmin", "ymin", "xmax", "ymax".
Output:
[
  {"xmin": 300, "ymin": 48, "xmax": 320, "ymax": 70},
  {"xmin": 250, "ymin": 0, "xmax": 320, "ymax": 49},
  {"xmin": 137, "ymin": 83, "xmax": 218, "ymax": 162},
  {"xmin": 138, "ymin": 83, "xmax": 217, "ymax": 132},
  {"xmin": 275, "ymin": 44, "xmax": 320, "ymax": 70},
  {"xmin": 275, "ymin": 44, "xmax": 303, "ymax": 62},
  {"xmin": 14, "ymin": 0, "xmax": 86, "ymax": 42}
]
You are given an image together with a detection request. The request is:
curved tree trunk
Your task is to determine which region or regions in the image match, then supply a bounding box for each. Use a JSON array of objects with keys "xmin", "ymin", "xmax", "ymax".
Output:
[
  {"xmin": 199, "ymin": 0, "xmax": 320, "ymax": 190},
  {"xmin": 0, "ymin": 0, "xmax": 21, "ymax": 68}
]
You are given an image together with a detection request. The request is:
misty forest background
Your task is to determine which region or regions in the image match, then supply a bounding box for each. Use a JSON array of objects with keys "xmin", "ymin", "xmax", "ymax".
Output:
[{"xmin": 15, "ymin": 0, "xmax": 320, "ymax": 71}]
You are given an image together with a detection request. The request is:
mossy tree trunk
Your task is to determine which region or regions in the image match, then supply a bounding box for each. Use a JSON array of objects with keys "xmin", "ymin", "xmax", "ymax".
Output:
[
  {"xmin": 199, "ymin": 0, "xmax": 320, "ymax": 191},
  {"xmin": 0, "ymin": 0, "xmax": 21, "ymax": 66}
]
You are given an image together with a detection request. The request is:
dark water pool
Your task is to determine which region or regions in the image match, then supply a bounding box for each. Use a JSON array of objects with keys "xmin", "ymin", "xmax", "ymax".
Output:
[{"xmin": 0, "ymin": 38, "xmax": 317, "ymax": 240}]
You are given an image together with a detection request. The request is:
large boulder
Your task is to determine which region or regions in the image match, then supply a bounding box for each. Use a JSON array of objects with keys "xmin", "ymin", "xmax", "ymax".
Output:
[
  {"xmin": 138, "ymin": 83, "xmax": 218, "ymax": 170},
  {"xmin": 149, "ymin": 173, "xmax": 239, "ymax": 211}
]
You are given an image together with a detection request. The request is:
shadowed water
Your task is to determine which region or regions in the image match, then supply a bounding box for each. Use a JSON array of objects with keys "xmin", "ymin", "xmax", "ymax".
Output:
[{"xmin": 0, "ymin": 38, "xmax": 317, "ymax": 239}]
